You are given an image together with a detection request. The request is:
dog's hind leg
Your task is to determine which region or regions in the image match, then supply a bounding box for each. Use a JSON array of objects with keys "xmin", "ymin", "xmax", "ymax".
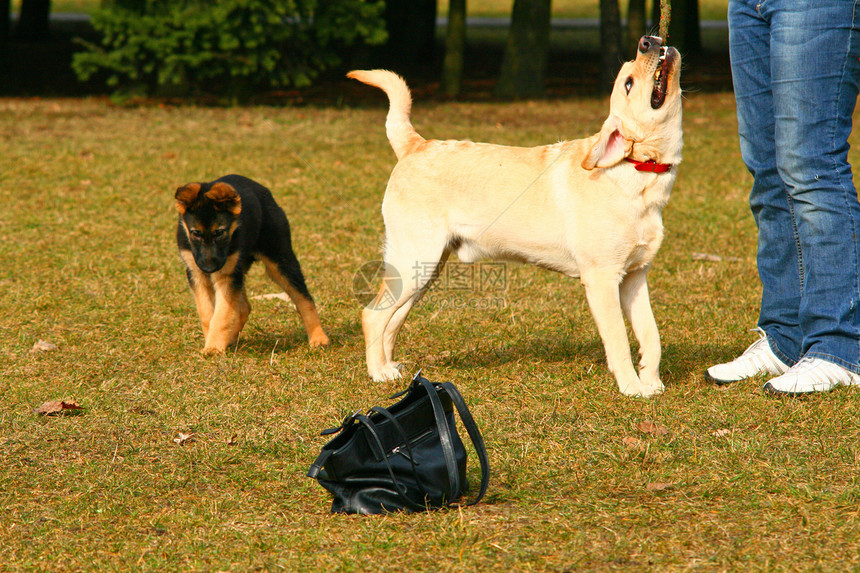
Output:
[
  {"xmin": 620, "ymin": 267, "xmax": 663, "ymax": 396},
  {"xmin": 262, "ymin": 256, "xmax": 330, "ymax": 347},
  {"xmin": 382, "ymin": 250, "xmax": 450, "ymax": 363},
  {"xmin": 362, "ymin": 266, "xmax": 408, "ymax": 382},
  {"xmin": 580, "ymin": 267, "xmax": 646, "ymax": 397},
  {"xmin": 362, "ymin": 241, "xmax": 447, "ymax": 381}
]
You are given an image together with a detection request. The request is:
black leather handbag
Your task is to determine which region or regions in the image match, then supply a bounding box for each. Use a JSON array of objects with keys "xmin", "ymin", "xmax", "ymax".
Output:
[{"xmin": 307, "ymin": 372, "xmax": 490, "ymax": 514}]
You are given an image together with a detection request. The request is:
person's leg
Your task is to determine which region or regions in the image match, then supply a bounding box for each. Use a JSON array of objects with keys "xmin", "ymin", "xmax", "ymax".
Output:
[
  {"xmin": 705, "ymin": 0, "xmax": 800, "ymax": 384},
  {"xmin": 768, "ymin": 0, "xmax": 860, "ymax": 372},
  {"xmin": 731, "ymin": 0, "xmax": 807, "ymax": 365},
  {"xmin": 762, "ymin": 0, "xmax": 860, "ymax": 394}
]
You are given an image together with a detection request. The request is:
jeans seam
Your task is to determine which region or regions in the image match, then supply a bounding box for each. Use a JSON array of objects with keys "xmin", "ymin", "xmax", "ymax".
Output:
[
  {"xmin": 766, "ymin": 333, "xmax": 795, "ymax": 367},
  {"xmin": 849, "ymin": 1, "xmax": 860, "ymax": 366},
  {"xmin": 786, "ymin": 194, "xmax": 803, "ymax": 293},
  {"xmin": 837, "ymin": 1, "xmax": 860, "ymax": 367}
]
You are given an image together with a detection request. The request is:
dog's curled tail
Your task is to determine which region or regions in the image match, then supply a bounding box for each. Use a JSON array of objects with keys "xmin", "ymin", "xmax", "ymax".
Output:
[{"xmin": 348, "ymin": 69, "xmax": 425, "ymax": 160}]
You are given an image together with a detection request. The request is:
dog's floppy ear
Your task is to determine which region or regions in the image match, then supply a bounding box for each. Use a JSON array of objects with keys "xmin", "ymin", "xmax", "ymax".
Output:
[
  {"xmin": 205, "ymin": 182, "xmax": 242, "ymax": 215},
  {"xmin": 175, "ymin": 183, "xmax": 202, "ymax": 215},
  {"xmin": 581, "ymin": 115, "xmax": 631, "ymax": 170}
]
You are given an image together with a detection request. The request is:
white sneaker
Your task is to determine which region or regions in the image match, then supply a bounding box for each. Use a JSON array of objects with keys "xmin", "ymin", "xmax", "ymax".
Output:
[
  {"xmin": 763, "ymin": 357, "xmax": 860, "ymax": 396},
  {"xmin": 705, "ymin": 328, "xmax": 789, "ymax": 385}
]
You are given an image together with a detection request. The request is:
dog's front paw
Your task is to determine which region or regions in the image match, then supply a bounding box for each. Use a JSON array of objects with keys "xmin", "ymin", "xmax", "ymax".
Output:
[
  {"xmin": 308, "ymin": 330, "xmax": 331, "ymax": 348},
  {"xmin": 619, "ymin": 378, "xmax": 664, "ymax": 398},
  {"xmin": 201, "ymin": 346, "xmax": 226, "ymax": 357},
  {"xmin": 639, "ymin": 380, "xmax": 665, "ymax": 398},
  {"xmin": 368, "ymin": 362, "xmax": 403, "ymax": 382}
]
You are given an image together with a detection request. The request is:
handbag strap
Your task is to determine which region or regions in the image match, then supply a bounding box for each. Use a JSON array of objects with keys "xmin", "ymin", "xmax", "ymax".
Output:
[
  {"xmin": 319, "ymin": 412, "xmax": 358, "ymax": 436},
  {"xmin": 368, "ymin": 405, "xmax": 430, "ymax": 497},
  {"xmin": 307, "ymin": 448, "xmax": 331, "ymax": 479},
  {"xmin": 353, "ymin": 413, "xmax": 428, "ymax": 512},
  {"xmin": 416, "ymin": 377, "xmax": 462, "ymax": 501},
  {"xmin": 440, "ymin": 381, "xmax": 490, "ymax": 506},
  {"xmin": 307, "ymin": 413, "xmax": 359, "ymax": 479}
]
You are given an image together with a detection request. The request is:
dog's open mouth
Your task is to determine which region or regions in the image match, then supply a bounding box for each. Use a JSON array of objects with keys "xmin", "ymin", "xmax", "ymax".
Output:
[{"xmin": 651, "ymin": 47, "xmax": 675, "ymax": 110}]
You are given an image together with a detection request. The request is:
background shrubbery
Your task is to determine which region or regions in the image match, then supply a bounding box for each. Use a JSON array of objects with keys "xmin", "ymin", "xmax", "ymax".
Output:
[{"xmin": 72, "ymin": 0, "xmax": 387, "ymax": 99}]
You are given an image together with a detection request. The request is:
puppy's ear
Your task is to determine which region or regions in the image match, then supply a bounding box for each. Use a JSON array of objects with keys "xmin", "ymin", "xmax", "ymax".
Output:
[
  {"xmin": 581, "ymin": 115, "xmax": 631, "ymax": 170},
  {"xmin": 206, "ymin": 182, "xmax": 242, "ymax": 215},
  {"xmin": 175, "ymin": 183, "xmax": 202, "ymax": 215}
]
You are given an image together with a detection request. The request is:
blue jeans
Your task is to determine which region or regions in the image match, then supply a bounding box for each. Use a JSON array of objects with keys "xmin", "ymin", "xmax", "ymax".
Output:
[{"xmin": 728, "ymin": 0, "xmax": 860, "ymax": 372}]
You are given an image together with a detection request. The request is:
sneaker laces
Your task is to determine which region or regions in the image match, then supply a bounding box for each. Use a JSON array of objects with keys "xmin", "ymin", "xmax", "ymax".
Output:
[
  {"xmin": 707, "ymin": 327, "xmax": 790, "ymax": 384},
  {"xmin": 735, "ymin": 328, "xmax": 786, "ymax": 372}
]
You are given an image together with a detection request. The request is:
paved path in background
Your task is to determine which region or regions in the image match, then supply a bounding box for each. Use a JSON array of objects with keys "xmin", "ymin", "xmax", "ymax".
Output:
[
  {"xmin": 438, "ymin": 17, "xmax": 728, "ymax": 29},
  {"xmin": 44, "ymin": 12, "xmax": 728, "ymax": 30}
]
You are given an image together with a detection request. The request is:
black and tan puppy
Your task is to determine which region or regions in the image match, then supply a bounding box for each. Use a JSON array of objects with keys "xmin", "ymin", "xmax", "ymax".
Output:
[{"xmin": 175, "ymin": 174, "xmax": 329, "ymax": 355}]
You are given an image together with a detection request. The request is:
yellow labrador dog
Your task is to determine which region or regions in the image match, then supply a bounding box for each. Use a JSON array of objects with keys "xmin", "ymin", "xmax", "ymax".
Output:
[{"xmin": 351, "ymin": 35, "xmax": 682, "ymax": 398}]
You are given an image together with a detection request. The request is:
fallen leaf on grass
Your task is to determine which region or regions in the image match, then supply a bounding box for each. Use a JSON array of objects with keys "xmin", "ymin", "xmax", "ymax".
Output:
[
  {"xmin": 34, "ymin": 400, "xmax": 83, "ymax": 416},
  {"xmin": 622, "ymin": 436, "xmax": 643, "ymax": 449},
  {"xmin": 636, "ymin": 421, "xmax": 669, "ymax": 436},
  {"xmin": 646, "ymin": 482, "xmax": 675, "ymax": 492},
  {"xmin": 173, "ymin": 433, "xmax": 194, "ymax": 446},
  {"xmin": 30, "ymin": 340, "xmax": 58, "ymax": 353},
  {"xmin": 227, "ymin": 433, "xmax": 238, "ymax": 446},
  {"xmin": 712, "ymin": 428, "xmax": 731, "ymax": 437},
  {"xmin": 131, "ymin": 407, "xmax": 156, "ymax": 416}
]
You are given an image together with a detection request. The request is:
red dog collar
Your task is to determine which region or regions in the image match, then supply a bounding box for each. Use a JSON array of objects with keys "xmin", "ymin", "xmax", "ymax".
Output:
[{"xmin": 625, "ymin": 157, "xmax": 673, "ymax": 173}]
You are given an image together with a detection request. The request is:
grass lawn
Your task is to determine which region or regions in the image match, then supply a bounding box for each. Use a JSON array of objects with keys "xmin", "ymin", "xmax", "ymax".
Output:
[{"xmin": 2, "ymin": 84, "xmax": 860, "ymax": 571}]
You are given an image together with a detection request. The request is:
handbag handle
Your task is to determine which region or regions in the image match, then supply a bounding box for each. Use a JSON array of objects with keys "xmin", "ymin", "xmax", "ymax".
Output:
[
  {"xmin": 415, "ymin": 375, "xmax": 490, "ymax": 506},
  {"xmin": 416, "ymin": 377, "xmax": 462, "ymax": 501},
  {"xmin": 353, "ymin": 413, "xmax": 429, "ymax": 512},
  {"xmin": 368, "ymin": 405, "xmax": 430, "ymax": 498},
  {"xmin": 440, "ymin": 381, "xmax": 490, "ymax": 506}
]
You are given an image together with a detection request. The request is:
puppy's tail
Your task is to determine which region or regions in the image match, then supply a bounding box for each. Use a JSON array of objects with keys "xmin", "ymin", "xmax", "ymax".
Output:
[{"xmin": 348, "ymin": 69, "xmax": 425, "ymax": 160}]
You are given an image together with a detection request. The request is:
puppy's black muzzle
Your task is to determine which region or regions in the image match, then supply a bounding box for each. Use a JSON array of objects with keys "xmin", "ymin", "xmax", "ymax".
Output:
[{"xmin": 193, "ymin": 245, "xmax": 228, "ymax": 274}]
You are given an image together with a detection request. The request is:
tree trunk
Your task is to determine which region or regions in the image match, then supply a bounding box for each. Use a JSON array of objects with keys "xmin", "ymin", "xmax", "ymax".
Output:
[
  {"xmin": 441, "ymin": 0, "xmax": 466, "ymax": 97},
  {"xmin": 14, "ymin": 0, "xmax": 50, "ymax": 41},
  {"xmin": 598, "ymin": 0, "xmax": 622, "ymax": 91},
  {"xmin": 495, "ymin": 0, "xmax": 551, "ymax": 98},
  {"xmin": 653, "ymin": 0, "xmax": 702, "ymax": 55},
  {"xmin": 1, "ymin": 0, "xmax": 10, "ymax": 68},
  {"xmin": 625, "ymin": 0, "xmax": 646, "ymax": 54}
]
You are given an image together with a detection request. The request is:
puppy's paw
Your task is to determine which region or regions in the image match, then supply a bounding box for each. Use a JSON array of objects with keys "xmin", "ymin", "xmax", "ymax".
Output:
[
  {"xmin": 201, "ymin": 346, "xmax": 226, "ymax": 357},
  {"xmin": 369, "ymin": 362, "xmax": 403, "ymax": 382},
  {"xmin": 308, "ymin": 330, "xmax": 331, "ymax": 348}
]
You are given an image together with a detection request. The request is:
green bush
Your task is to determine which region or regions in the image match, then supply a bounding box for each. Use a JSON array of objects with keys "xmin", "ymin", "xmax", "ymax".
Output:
[{"xmin": 72, "ymin": 0, "xmax": 387, "ymax": 98}]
